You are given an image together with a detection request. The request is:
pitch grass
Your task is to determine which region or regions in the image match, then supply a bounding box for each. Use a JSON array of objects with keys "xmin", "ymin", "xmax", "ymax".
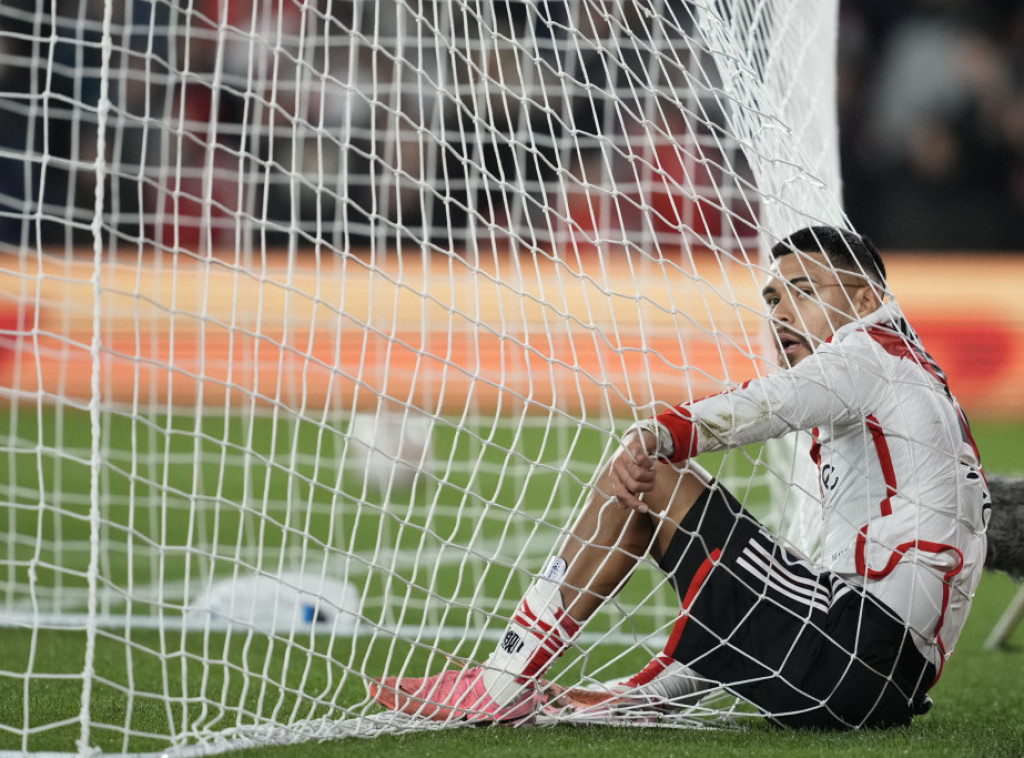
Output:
[
  {"xmin": 237, "ymin": 571, "xmax": 1024, "ymax": 758},
  {"xmin": 3, "ymin": 576, "xmax": 1019, "ymax": 756},
  {"xmin": 0, "ymin": 418, "xmax": 1021, "ymax": 755}
]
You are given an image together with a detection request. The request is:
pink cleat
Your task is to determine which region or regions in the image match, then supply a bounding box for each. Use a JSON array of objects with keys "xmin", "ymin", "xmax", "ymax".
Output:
[{"xmin": 369, "ymin": 666, "xmax": 541, "ymax": 725}]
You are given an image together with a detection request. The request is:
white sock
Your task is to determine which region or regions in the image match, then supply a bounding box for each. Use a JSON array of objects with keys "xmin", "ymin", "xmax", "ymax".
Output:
[{"xmin": 482, "ymin": 556, "xmax": 580, "ymax": 706}]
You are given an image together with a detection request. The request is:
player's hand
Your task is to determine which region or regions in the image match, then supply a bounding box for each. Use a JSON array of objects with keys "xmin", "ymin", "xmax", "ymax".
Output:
[{"xmin": 606, "ymin": 428, "xmax": 659, "ymax": 513}]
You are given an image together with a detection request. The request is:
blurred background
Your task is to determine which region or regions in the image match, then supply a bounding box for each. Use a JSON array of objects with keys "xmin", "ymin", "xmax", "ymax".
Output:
[
  {"xmin": 0, "ymin": 0, "xmax": 1020, "ymax": 253},
  {"xmin": 838, "ymin": 0, "xmax": 1024, "ymax": 250},
  {"xmin": 0, "ymin": 6, "xmax": 1021, "ymax": 757}
]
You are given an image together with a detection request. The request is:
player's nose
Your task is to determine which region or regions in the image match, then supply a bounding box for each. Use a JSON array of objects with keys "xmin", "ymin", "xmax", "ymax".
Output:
[{"xmin": 772, "ymin": 294, "xmax": 795, "ymax": 324}]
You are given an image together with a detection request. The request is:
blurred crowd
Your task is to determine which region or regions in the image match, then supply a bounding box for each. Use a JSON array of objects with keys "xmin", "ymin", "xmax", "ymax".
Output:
[
  {"xmin": 0, "ymin": 0, "xmax": 755, "ymax": 257},
  {"xmin": 0, "ymin": 0, "xmax": 1020, "ymax": 255},
  {"xmin": 839, "ymin": 0, "xmax": 1024, "ymax": 250}
]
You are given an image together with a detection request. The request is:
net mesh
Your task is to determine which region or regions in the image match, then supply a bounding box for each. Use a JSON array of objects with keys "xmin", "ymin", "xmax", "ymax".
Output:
[{"xmin": 0, "ymin": 0, "xmax": 850, "ymax": 752}]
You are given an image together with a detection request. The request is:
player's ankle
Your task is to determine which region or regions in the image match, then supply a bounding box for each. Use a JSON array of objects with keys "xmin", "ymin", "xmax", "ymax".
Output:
[{"xmin": 481, "ymin": 556, "xmax": 580, "ymax": 705}]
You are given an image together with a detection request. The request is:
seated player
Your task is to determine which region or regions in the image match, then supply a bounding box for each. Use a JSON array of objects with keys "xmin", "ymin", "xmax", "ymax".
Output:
[{"xmin": 370, "ymin": 226, "xmax": 990, "ymax": 730}]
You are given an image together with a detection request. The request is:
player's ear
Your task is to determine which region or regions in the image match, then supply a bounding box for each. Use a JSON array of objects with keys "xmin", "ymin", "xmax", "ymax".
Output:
[{"xmin": 852, "ymin": 281, "xmax": 882, "ymax": 318}]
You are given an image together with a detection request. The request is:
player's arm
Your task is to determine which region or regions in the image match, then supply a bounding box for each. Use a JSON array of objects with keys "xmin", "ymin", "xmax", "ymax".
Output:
[{"xmin": 642, "ymin": 344, "xmax": 873, "ymax": 464}]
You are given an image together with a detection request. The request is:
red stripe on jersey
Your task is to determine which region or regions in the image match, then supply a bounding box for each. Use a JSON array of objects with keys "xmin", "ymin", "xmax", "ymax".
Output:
[
  {"xmin": 865, "ymin": 325, "xmax": 982, "ymax": 464},
  {"xmin": 808, "ymin": 427, "xmax": 822, "ymax": 467},
  {"xmin": 808, "ymin": 427, "xmax": 827, "ymax": 500},
  {"xmin": 865, "ymin": 326, "xmax": 946, "ymax": 384},
  {"xmin": 663, "ymin": 548, "xmax": 721, "ymax": 654},
  {"xmin": 854, "ymin": 528, "xmax": 964, "ymax": 686},
  {"xmin": 865, "ymin": 414, "xmax": 897, "ymax": 517}
]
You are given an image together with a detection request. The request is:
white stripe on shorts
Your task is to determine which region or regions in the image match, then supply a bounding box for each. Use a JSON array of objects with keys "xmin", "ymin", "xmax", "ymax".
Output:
[{"xmin": 736, "ymin": 539, "xmax": 833, "ymax": 615}]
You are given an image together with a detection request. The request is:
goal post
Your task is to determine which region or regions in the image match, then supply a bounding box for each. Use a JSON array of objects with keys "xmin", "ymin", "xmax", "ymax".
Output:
[{"xmin": 0, "ymin": 0, "xmax": 847, "ymax": 752}]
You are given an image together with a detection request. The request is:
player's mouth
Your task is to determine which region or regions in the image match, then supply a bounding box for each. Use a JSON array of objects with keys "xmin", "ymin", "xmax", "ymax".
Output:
[{"xmin": 774, "ymin": 329, "xmax": 809, "ymax": 364}]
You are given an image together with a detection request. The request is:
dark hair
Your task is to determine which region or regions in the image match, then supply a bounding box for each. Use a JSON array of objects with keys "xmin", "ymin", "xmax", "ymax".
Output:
[{"xmin": 769, "ymin": 226, "xmax": 886, "ymax": 285}]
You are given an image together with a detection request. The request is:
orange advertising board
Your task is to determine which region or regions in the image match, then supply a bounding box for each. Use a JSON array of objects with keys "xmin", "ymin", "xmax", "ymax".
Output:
[{"xmin": 0, "ymin": 251, "xmax": 1021, "ymax": 420}]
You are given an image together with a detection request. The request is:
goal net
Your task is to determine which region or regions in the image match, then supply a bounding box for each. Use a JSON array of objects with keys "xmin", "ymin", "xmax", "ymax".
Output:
[{"xmin": 0, "ymin": 0, "xmax": 845, "ymax": 752}]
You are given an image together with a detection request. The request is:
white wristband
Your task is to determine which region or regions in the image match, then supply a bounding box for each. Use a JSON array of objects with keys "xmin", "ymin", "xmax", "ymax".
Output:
[{"xmin": 625, "ymin": 419, "xmax": 676, "ymax": 460}]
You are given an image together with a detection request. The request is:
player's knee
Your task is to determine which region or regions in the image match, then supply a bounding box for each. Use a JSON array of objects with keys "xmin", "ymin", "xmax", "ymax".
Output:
[{"xmin": 647, "ymin": 464, "xmax": 707, "ymax": 517}]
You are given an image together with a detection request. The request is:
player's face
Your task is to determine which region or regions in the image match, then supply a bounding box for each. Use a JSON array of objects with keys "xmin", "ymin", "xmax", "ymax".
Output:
[{"xmin": 761, "ymin": 252, "xmax": 873, "ymax": 367}]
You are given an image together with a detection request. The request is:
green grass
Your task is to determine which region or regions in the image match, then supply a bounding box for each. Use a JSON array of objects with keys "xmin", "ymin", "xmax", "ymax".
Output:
[
  {"xmin": 0, "ymin": 411, "xmax": 1020, "ymax": 755},
  {"xmin": 229, "ymin": 570, "xmax": 1024, "ymax": 758},
  {"xmin": 0, "ymin": 570, "xmax": 1016, "ymax": 756}
]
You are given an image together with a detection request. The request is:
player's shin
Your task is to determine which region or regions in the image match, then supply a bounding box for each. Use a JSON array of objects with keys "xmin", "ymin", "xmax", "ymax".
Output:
[{"xmin": 481, "ymin": 556, "xmax": 580, "ymax": 705}]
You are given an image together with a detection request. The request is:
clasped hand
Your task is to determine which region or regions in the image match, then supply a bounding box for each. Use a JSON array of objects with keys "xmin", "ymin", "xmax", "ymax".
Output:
[{"xmin": 606, "ymin": 429, "xmax": 659, "ymax": 514}]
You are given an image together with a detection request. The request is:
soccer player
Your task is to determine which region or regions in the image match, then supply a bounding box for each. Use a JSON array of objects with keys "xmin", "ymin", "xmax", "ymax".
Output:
[{"xmin": 370, "ymin": 226, "xmax": 990, "ymax": 729}]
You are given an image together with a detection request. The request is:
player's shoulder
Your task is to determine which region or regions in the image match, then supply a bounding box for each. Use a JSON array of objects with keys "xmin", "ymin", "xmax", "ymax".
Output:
[
  {"xmin": 811, "ymin": 312, "xmax": 927, "ymax": 389},
  {"xmin": 819, "ymin": 321, "xmax": 892, "ymax": 362},
  {"xmin": 834, "ymin": 312, "xmax": 951, "ymax": 395},
  {"xmin": 831, "ymin": 304, "xmax": 923, "ymax": 360},
  {"xmin": 845, "ymin": 323, "xmax": 906, "ymax": 358}
]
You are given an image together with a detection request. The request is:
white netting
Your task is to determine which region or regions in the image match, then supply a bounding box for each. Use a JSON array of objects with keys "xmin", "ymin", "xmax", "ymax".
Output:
[{"xmin": 0, "ymin": 0, "xmax": 854, "ymax": 753}]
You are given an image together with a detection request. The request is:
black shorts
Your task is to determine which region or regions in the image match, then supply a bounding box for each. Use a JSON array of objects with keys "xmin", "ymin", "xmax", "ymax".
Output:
[{"xmin": 658, "ymin": 482, "xmax": 937, "ymax": 730}]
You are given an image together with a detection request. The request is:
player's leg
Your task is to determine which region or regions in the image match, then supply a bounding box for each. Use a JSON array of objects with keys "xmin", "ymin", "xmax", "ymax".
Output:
[
  {"xmin": 553, "ymin": 480, "xmax": 938, "ymax": 727},
  {"xmin": 369, "ymin": 455, "xmax": 712, "ymax": 723},
  {"xmin": 649, "ymin": 485, "xmax": 936, "ymax": 729},
  {"xmin": 466, "ymin": 457, "xmax": 712, "ymax": 708},
  {"xmin": 541, "ymin": 464, "xmax": 720, "ymax": 718},
  {"xmin": 557, "ymin": 457, "xmax": 710, "ymax": 622}
]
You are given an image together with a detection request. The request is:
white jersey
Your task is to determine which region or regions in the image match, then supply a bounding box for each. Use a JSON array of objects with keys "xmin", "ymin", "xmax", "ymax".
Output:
[{"xmin": 654, "ymin": 303, "xmax": 989, "ymax": 674}]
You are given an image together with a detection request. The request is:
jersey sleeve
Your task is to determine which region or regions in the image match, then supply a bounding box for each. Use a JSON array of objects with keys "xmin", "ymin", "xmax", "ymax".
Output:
[{"xmin": 655, "ymin": 336, "xmax": 884, "ymax": 463}]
